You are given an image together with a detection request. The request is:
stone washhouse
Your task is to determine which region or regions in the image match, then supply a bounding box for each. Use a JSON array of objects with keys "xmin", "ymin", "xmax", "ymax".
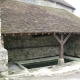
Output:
[{"xmin": 0, "ymin": 0, "xmax": 80, "ymax": 79}]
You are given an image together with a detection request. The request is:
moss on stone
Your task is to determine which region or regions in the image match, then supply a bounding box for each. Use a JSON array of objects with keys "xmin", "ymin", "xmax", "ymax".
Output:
[
  {"xmin": 65, "ymin": 35, "xmax": 80, "ymax": 57},
  {"xmin": 8, "ymin": 58, "xmax": 14, "ymax": 62},
  {"xmin": 0, "ymin": 73, "xmax": 3, "ymax": 78},
  {"xmin": 74, "ymin": 52, "xmax": 77, "ymax": 57},
  {"xmin": 0, "ymin": 78, "xmax": 6, "ymax": 80},
  {"xmin": 9, "ymin": 71, "xmax": 14, "ymax": 75},
  {"xmin": 4, "ymin": 36, "xmax": 58, "ymax": 61},
  {"xmin": 6, "ymin": 63, "xmax": 8, "ymax": 67}
]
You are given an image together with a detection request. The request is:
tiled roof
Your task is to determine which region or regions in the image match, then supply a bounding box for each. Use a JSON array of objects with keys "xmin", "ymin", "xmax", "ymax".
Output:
[{"xmin": 1, "ymin": 0, "xmax": 80, "ymax": 34}]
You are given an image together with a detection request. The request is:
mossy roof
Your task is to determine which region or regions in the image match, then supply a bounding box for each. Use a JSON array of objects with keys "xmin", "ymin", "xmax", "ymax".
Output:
[{"xmin": 1, "ymin": 0, "xmax": 80, "ymax": 34}]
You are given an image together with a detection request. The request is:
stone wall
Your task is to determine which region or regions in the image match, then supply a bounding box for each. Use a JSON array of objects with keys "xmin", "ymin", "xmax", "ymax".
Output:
[
  {"xmin": 4, "ymin": 35, "xmax": 59, "ymax": 61},
  {"xmin": 3, "ymin": 34, "xmax": 80, "ymax": 62},
  {"xmin": 65, "ymin": 34, "xmax": 80, "ymax": 57}
]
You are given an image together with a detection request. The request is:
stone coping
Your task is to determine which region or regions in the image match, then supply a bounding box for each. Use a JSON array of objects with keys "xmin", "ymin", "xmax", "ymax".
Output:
[
  {"xmin": 8, "ymin": 56, "xmax": 80, "ymax": 78},
  {"xmin": 9, "ymin": 60, "xmax": 80, "ymax": 79},
  {"xmin": 15, "ymin": 56, "xmax": 80, "ymax": 65}
]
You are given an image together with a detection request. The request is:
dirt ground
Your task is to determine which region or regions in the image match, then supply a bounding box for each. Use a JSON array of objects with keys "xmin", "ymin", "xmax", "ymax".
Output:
[{"xmin": 9, "ymin": 69, "xmax": 80, "ymax": 80}]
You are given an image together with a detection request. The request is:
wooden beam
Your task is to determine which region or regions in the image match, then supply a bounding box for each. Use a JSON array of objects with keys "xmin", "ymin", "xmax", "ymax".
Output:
[
  {"xmin": 20, "ymin": 33, "xmax": 22, "ymax": 36},
  {"xmin": 53, "ymin": 33, "xmax": 71, "ymax": 58},
  {"xmin": 35, "ymin": 33, "xmax": 37, "ymax": 35},
  {"xmin": 28, "ymin": 33, "xmax": 30, "ymax": 35},
  {"xmin": 61, "ymin": 34, "xmax": 64, "ymax": 43},
  {"xmin": 59, "ymin": 34, "xmax": 64, "ymax": 58},
  {"xmin": 12, "ymin": 34, "xmax": 14, "ymax": 36},
  {"xmin": 53, "ymin": 34, "xmax": 61, "ymax": 44},
  {"xmin": 4, "ymin": 34, "xmax": 6, "ymax": 36},
  {"xmin": 48, "ymin": 33, "xmax": 50, "ymax": 35},
  {"xmin": 42, "ymin": 33, "xmax": 44, "ymax": 35},
  {"xmin": 63, "ymin": 34, "xmax": 71, "ymax": 44},
  {"xmin": 59, "ymin": 42, "xmax": 64, "ymax": 58}
]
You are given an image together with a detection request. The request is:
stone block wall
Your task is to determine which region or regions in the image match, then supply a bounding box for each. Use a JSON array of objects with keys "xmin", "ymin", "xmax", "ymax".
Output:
[
  {"xmin": 0, "ymin": 47, "xmax": 8, "ymax": 78},
  {"xmin": 65, "ymin": 34, "xmax": 80, "ymax": 57},
  {"xmin": 4, "ymin": 35, "xmax": 59, "ymax": 61}
]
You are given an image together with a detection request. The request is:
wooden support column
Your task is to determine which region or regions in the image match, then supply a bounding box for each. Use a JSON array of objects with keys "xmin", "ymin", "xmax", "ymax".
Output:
[
  {"xmin": 59, "ymin": 34, "xmax": 64, "ymax": 58},
  {"xmin": 53, "ymin": 33, "xmax": 71, "ymax": 65}
]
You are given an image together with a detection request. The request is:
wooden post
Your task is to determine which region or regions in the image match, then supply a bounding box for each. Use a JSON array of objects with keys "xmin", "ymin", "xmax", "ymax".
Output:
[
  {"xmin": 53, "ymin": 33, "xmax": 71, "ymax": 65},
  {"xmin": 59, "ymin": 34, "xmax": 63, "ymax": 58}
]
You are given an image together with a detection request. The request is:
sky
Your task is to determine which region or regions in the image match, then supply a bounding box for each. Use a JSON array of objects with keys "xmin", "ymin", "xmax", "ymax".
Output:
[{"xmin": 65, "ymin": 0, "xmax": 80, "ymax": 17}]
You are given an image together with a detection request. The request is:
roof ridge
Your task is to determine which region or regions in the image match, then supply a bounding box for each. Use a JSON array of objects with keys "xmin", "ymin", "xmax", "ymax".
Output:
[{"xmin": 45, "ymin": 0, "xmax": 75, "ymax": 10}]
